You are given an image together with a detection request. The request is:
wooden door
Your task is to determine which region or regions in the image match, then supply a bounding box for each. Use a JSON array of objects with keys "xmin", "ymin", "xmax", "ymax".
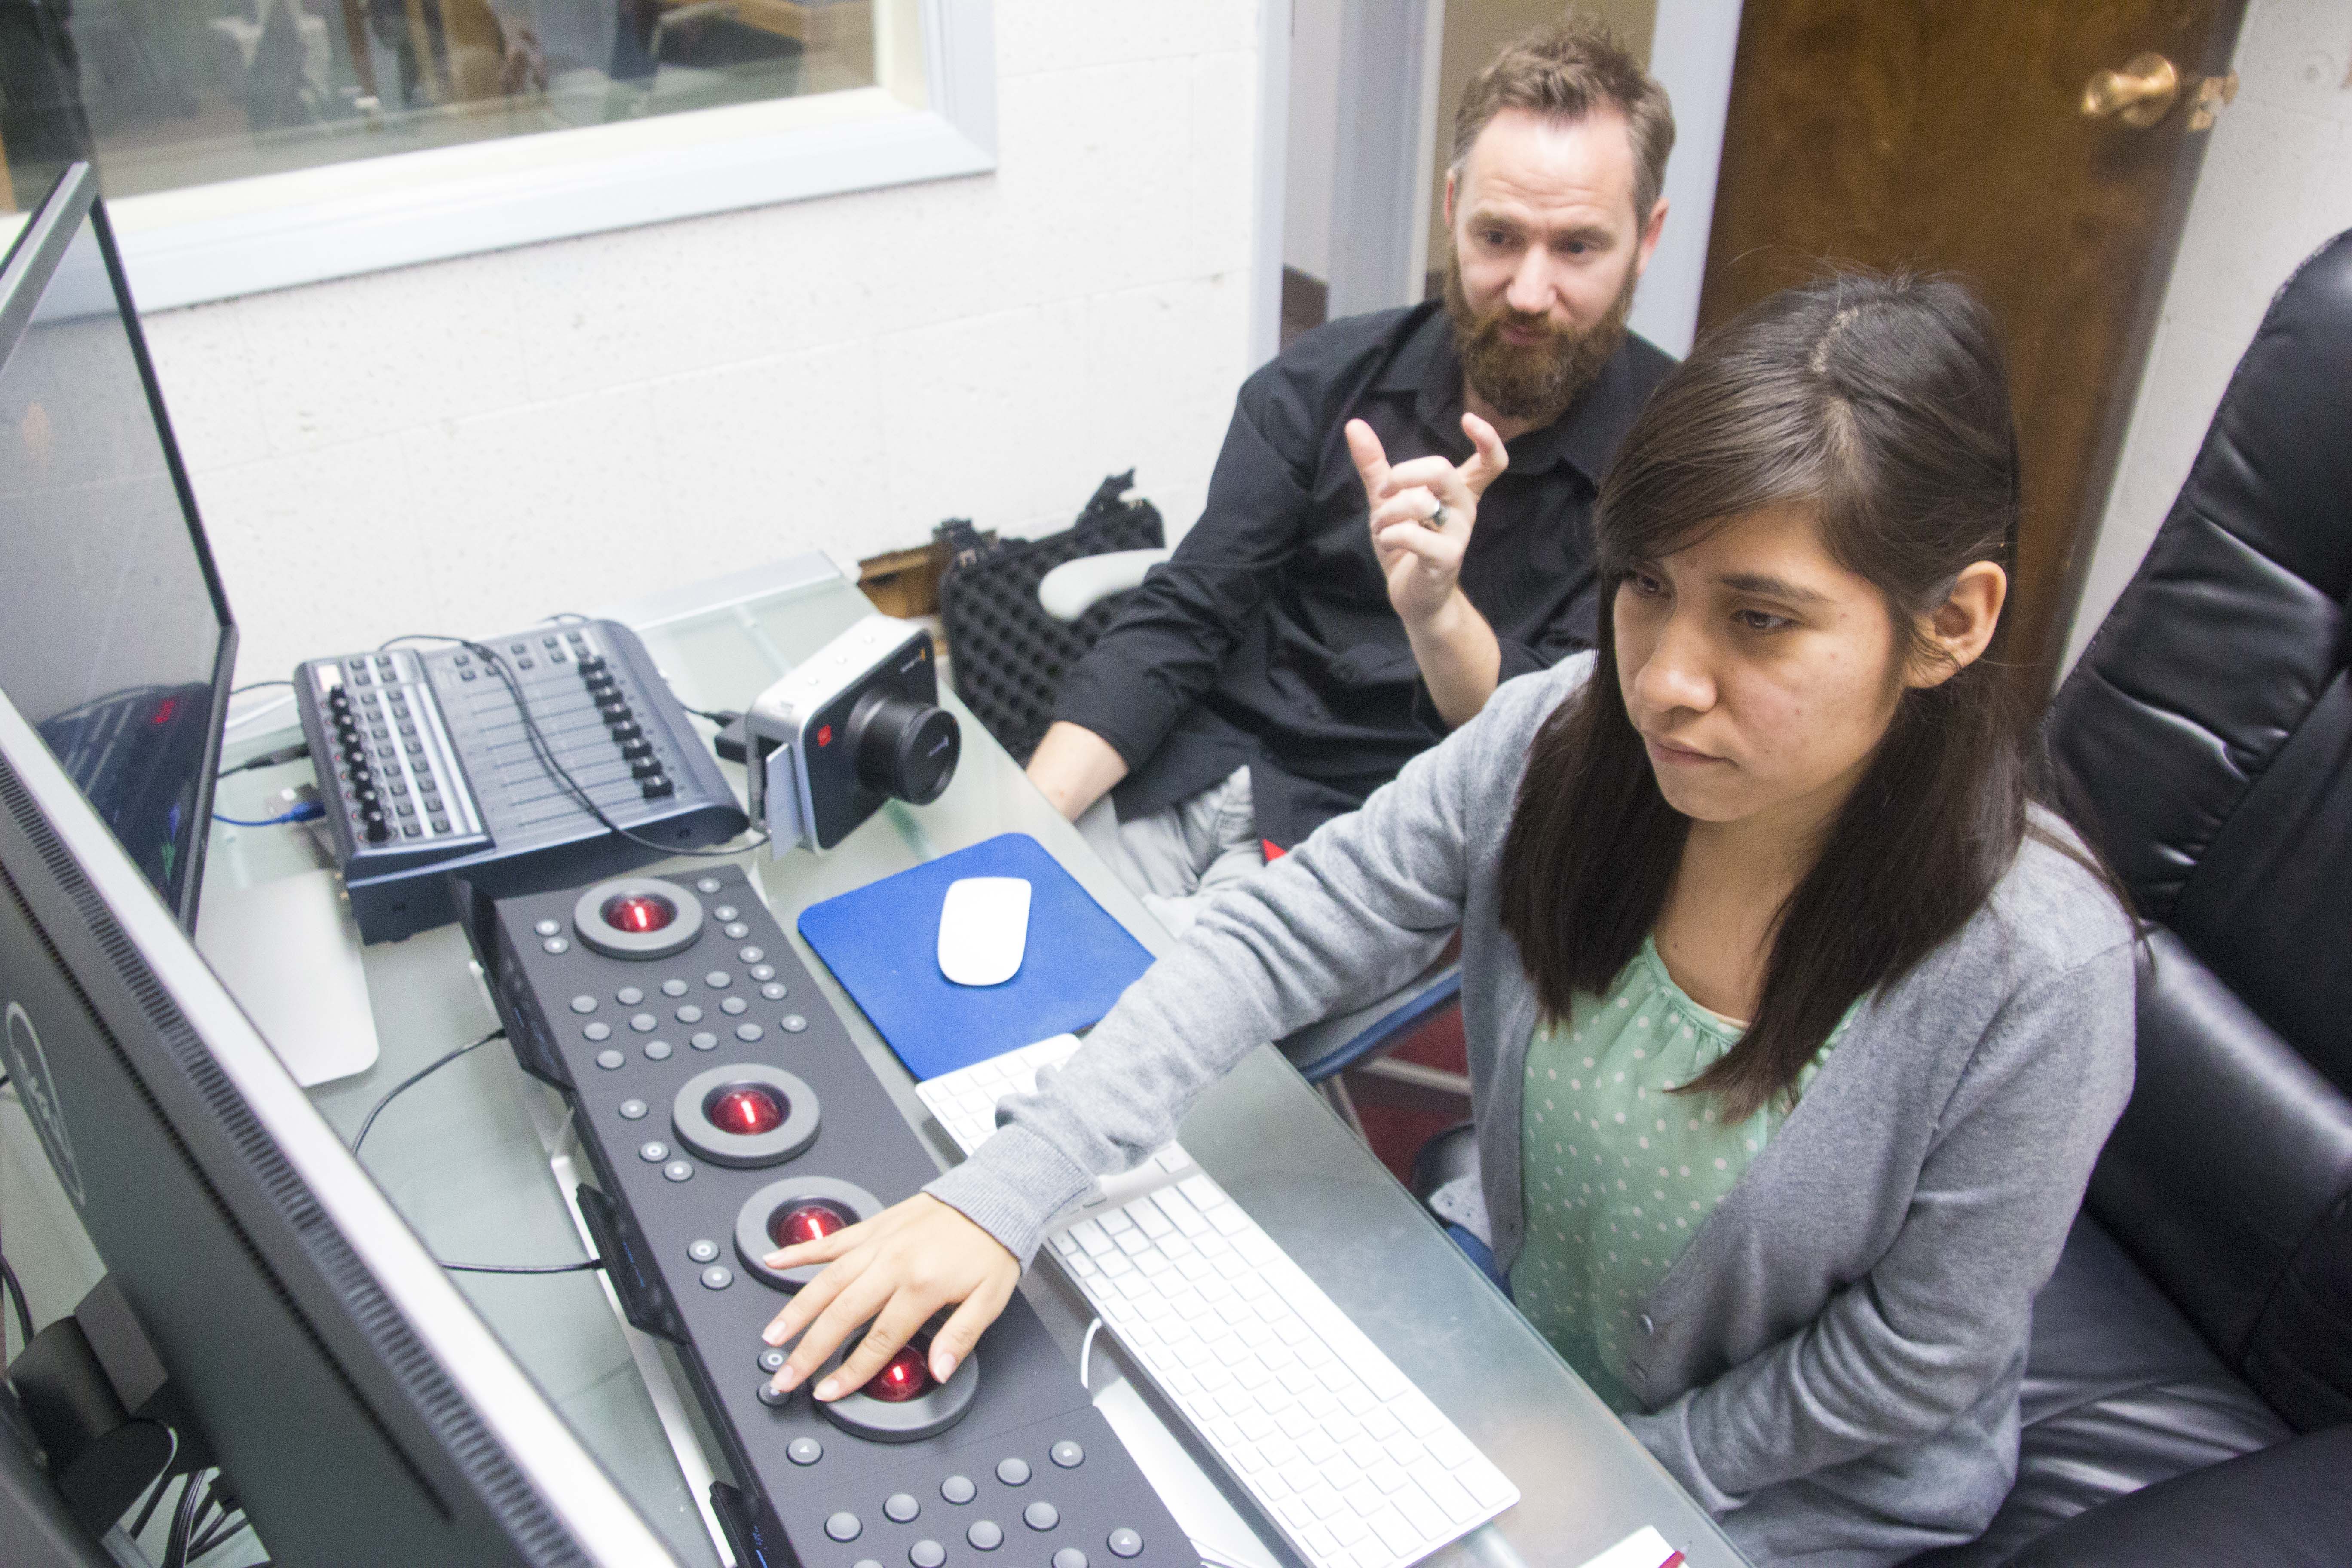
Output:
[{"xmin": 1699, "ymin": 0, "xmax": 2249, "ymax": 702}]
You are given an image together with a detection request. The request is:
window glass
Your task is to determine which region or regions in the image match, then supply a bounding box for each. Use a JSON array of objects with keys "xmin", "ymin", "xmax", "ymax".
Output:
[{"xmin": 0, "ymin": 0, "xmax": 877, "ymax": 210}]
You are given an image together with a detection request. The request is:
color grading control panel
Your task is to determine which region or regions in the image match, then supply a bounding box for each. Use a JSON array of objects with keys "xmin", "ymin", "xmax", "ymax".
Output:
[
  {"xmin": 295, "ymin": 620, "xmax": 746, "ymax": 942},
  {"xmin": 469, "ymin": 865, "xmax": 1188, "ymax": 1568}
]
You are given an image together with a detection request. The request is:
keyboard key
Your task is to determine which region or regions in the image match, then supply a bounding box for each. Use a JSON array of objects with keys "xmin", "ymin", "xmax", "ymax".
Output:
[
  {"xmin": 1393, "ymin": 1484, "xmax": 1447, "ymax": 1540},
  {"xmin": 1418, "ymin": 1470, "xmax": 1481, "ymax": 1525},
  {"xmin": 1365, "ymin": 1508, "xmax": 1418, "ymax": 1555},
  {"xmin": 1458, "ymin": 1463, "xmax": 1515, "ymax": 1511}
]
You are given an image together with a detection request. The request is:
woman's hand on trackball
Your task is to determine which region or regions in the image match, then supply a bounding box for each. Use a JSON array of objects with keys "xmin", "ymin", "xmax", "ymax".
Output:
[{"xmin": 759, "ymin": 1193, "xmax": 1020, "ymax": 1401}]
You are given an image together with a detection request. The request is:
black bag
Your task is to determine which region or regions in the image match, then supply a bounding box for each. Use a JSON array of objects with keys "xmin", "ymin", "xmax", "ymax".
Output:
[{"xmin": 936, "ymin": 472, "xmax": 1164, "ymax": 765}]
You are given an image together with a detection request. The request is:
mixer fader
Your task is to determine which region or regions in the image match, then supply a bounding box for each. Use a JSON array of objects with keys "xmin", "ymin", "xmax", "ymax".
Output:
[{"xmin": 467, "ymin": 865, "xmax": 1188, "ymax": 1568}]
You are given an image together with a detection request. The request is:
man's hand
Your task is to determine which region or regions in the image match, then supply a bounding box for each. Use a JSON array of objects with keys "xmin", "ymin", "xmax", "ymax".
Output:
[
  {"xmin": 759, "ymin": 1194, "xmax": 1020, "ymax": 1402},
  {"xmin": 1345, "ymin": 411, "xmax": 1509, "ymax": 628},
  {"xmin": 1025, "ymin": 720, "xmax": 1129, "ymax": 821},
  {"xmin": 1345, "ymin": 412, "xmax": 1510, "ymax": 726}
]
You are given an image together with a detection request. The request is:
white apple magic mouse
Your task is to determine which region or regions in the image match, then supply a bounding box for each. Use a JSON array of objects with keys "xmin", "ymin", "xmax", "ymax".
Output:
[{"xmin": 937, "ymin": 876, "xmax": 1032, "ymax": 987}]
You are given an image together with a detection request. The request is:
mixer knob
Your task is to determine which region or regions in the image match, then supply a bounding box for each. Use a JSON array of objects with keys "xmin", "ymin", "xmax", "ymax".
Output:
[
  {"xmin": 577, "ymin": 656, "xmax": 607, "ymax": 677},
  {"xmin": 609, "ymin": 720, "xmax": 641, "ymax": 742},
  {"xmin": 620, "ymin": 738, "xmax": 652, "ymax": 761},
  {"xmin": 631, "ymin": 757, "xmax": 662, "ymax": 779},
  {"xmin": 641, "ymin": 773, "xmax": 674, "ymax": 800},
  {"xmin": 361, "ymin": 809, "xmax": 390, "ymax": 843}
]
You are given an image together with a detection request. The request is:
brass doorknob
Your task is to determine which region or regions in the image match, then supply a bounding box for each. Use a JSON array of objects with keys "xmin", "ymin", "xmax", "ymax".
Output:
[{"xmin": 2082, "ymin": 52, "xmax": 2179, "ymax": 128}]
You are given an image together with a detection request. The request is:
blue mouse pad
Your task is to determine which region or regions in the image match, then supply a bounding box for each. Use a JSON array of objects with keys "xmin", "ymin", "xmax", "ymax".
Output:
[{"xmin": 796, "ymin": 833, "xmax": 1155, "ymax": 1081}]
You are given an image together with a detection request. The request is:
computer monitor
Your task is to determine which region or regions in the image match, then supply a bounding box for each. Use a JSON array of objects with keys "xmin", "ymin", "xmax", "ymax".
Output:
[
  {"xmin": 0, "ymin": 171, "xmax": 234, "ymax": 931},
  {"xmin": 0, "ymin": 167, "xmax": 682, "ymax": 1566}
]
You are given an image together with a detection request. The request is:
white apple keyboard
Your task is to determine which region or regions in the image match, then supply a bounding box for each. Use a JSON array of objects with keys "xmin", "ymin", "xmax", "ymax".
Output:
[{"xmin": 917, "ymin": 1034, "xmax": 1519, "ymax": 1568}]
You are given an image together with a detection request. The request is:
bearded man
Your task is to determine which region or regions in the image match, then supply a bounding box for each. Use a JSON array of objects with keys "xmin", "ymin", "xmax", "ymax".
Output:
[{"xmin": 1031, "ymin": 18, "xmax": 1675, "ymax": 934}]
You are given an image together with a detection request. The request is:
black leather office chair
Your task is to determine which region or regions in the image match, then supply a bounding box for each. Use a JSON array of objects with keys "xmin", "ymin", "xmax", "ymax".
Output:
[
  {"xmin": 1925, "ymin": 226, "xmax": 2352, "ymax": 1566},
  {"xmin": 1415, "ymin": 230, "xmax": 2352, "ymax": 1565}
]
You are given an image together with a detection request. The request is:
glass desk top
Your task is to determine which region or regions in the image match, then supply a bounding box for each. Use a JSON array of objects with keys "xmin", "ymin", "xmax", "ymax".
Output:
[{"xmin": 203, "ymin": 557, "xmax": 1749, "ymax": 1568}]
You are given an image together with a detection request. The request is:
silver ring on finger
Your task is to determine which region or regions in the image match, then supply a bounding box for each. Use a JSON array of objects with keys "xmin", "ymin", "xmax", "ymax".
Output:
[{"xmin": 1423, "ymin": 500, "xmax": 1449, "ymax": 532}]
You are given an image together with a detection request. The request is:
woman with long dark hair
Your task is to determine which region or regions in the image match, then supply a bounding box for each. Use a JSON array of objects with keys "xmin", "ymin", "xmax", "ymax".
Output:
[{"xmin": 754, "ymin": 274, "xmax": 2137, "ymax": 1564}]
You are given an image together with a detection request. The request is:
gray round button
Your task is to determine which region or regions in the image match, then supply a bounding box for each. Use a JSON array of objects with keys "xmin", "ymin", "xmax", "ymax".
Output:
[
  {"xmin": 542, "ymin": 937, "xmax": 570, "ymax": 955},
  {"xmin": 967, "ymin": 1521, "xmax": 1003, "ymax": 1551},
  {"xmin": 639, "ymin": 1141, "xmax": 668, "ymax": 1163},
  {"xmin": 705, "ymin": 971, "xmax": 732, "ymax": 989},
  {"xmin": 714, "ymin": 904, "xmax": 739, "ymax": 922},
  {"xmin": 1050, "ymin": 1441, "xmax": 1083, "ymax": 1468},
  {"xmin": 645, "ymin": 1040, "xmax": 672, "ymax": 1061},
  {"xmin": 940, "ymin": 1476, "xmax": 976, "ymax": 1505},
  {"xmin": 1023, "ymin": 1502, "xmax": 1058, "ymax": 1532},
  {"xmin": 661, "ymin": 978, "xmax": 689, "ymax": 998},
  {"xmin": 596, "ymin": 1050, "xmax": 625, "ymax": 1070},
  {"xmin": 757, "ymin": 1381, "xmax": 789, "ymax": 1408},
  {"xmin": 583, "ymin": 1022, "xmax": 612, "ymax": 1042},
  {"xmin": 781, "ymin": 1015, "xmax": 808, "ymax": 1033},
  {"xmin": 688, "ymin": 1238, "xmax": 719, "ymax": 1263},
  {"xmin": 691, "ymin": 1032, "xmax": 718, "ymax": 1051},
  {"xmin": 787, "ymin": 1436, "xmax": 822, "ymax": 1465},
  {"xmin": 885, "ymin": 1494, "xmax": 919, "ymax": 1523},
  {"xmin": 740, "ymin": 946, "xmax": 766, "ymax": 964},
  {"xmin": 535, "ymin": 919, "xmax": 562, "ymax": 937},
  {"xmin": 760, "ymin": 1347, "xmax": 787, "ymax": 1373},
  {"xmin": 616, "ymin": 986, "xmax": 644, "ymax": 1006},
  {"xmin": 700, "ymin": 1265, "xmax": 732, "ymax": 1290},
  {"xmin": 1107, "ymin": 1529, "xmax": 1141, "ymax": 1558},
  {"xmin": 1054, "ymin": 1551, "xmax": 1088, "ymax": 1568},
  {"xmin": 825, "ymin": 1513, "xmax": 861, "ymax": 1543},
  {"xmin": 696, "ymin": 877, "xmax": 723, "ymax": 894},
  {"xmin": 750, "ymin": 964, "xmax": 777, "ymax": 981},
  {"xmin": 735, "ymin": 1023, "xmax": 764, "ymax": 1043},
  {"xmin": 996, "ymin": 1458, "xmax": 1030, "ymax": 1486},
  {"xmin": 720, "ymin": 996, "xmax": 748, "ymax": 1016},
  {"xmin": 762, "ymin": 982, "xmax": 788, "ymax": 1001},
  {"xmin": 630, "ymin": 1013, "xmax": 657, "ymax": 1032},
  {"xmin": 676, "ymin": 1004, "xmax": 704, "ymax": 1024},
  {"xmin": 570, "ymin": 995, "xmax": 597, "ymax": 1014},
  {"xmin": 723, "ymin": 922, "xmax": 750, "ymax": 940},
  {"xmin": 662, "ymin": 1160, "xmax": 694, "ymax": 1182},
  {"xmin": 909, "ymin": 1541, "xmax": 945, "ymax": 1568},
  {"xmin": 619, "ymin": 1099, "xmax": 649, "ymax": 1120}
]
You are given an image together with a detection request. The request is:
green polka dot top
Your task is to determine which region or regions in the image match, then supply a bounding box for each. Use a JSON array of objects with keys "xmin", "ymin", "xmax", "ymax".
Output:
[{"xmin": 1511, "ymin": 935, "xmax": 1856, "ymax": 1412}]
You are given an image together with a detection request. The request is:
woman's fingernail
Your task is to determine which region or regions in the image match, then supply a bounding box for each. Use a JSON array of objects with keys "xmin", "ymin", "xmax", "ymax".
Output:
[
  {"xmin": 815, "ymin": 1378, "xmax": 839, "ymax": 1401},
  {"xmin": 775, "ymin": 1364, "xmax": 799, "ymax": 1390},
  {"xmin": 932, "ymin": 1351, "xmax": 957, "ymax": 1381},
  {"xmin": 762, "ymin": 1324, "xmax": 787, "ymax": 1346},
  {"xmin": 763, "ymin": 1251, "xmax": 792, "ymax": 1266}
]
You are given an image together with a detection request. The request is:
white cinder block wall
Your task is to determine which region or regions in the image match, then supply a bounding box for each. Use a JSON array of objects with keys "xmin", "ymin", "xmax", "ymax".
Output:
[
  {"xmin": 2064, "ymin": 0, "xmax": 2352, "ymax": 669},
  {"xmin": 141, "ymin": 0, "xmax": 1266, "ymax": 686}
]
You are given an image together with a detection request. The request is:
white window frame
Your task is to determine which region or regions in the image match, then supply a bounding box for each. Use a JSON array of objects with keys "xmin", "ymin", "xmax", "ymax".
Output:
[{"xmin": 108, "ymin": 0, "xmax": 995, "ymax": 310}]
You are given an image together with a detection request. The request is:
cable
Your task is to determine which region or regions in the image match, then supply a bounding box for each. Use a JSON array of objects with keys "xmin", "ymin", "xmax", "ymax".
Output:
[
  {"xmin": 1078, "ymin": 1316, "xmax": 1103, "ymax": 1390},
  {"xmin": 127, "ymin": 1434, "xmax": 179, "ymax": 1537},
  {"xmin": 163, "ymin": 1469, "xmax": 207, "ymax": 1568},
  {"xmin": 1, "ymin": 1253, "xmax": 31, "ymax": 1353},
  {"xmin": 217, "ymin": 741, "xmax": 312, "ymax": 778},
  {"xmin": 378, "ymin": 634, "xmax": 768, "ymax": 860},
  {"xmin": 212, "ymin": 802, "xmax": 325, "ymax": 828},
  {"xmin": 439, "ymin": 1258, "xmax": 605, "ymax": 1275},
  {"xmin": 350, "ymin": 1029, "xmax": 503, "ymax": 1153}
]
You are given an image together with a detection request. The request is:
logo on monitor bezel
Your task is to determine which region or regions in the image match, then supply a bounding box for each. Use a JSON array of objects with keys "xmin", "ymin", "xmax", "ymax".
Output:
[{"xmin": 5, "ymin": 1000, "xmax": 86, "ymax": 1205}]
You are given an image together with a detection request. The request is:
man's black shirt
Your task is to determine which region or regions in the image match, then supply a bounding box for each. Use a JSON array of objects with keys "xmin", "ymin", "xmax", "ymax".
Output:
[{"xmin": 1054, "ymin": 300, "xmax": 1672, "ymax": 850}]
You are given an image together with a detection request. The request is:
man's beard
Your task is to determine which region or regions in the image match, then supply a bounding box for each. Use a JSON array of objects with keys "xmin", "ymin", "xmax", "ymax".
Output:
[{"xmin": 1443, "ymin": 255, "xmax": 1635, "ymax": 427}]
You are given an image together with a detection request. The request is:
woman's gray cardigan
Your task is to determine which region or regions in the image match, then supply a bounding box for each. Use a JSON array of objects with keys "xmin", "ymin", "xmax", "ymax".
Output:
[{"xmin": 928, "ymin": 655, "xmax": 2137, "ymax": 1567}]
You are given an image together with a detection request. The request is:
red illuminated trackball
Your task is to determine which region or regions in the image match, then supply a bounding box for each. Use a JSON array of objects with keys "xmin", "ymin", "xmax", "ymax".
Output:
[
  {"xmin": 601, "ymin": 892, "xmax": 675, "ymax": 933},
  {"xmin": 770, "ymin": 1202, "xmax": 848, "ymax": 1248},
  {"xmin": 709, "ymin": 1084, "xmax": 786, "ymax": 1136},
  {"xmin": 864, "ymin": 1348, "xmax": 935, "ymax": 1403}
]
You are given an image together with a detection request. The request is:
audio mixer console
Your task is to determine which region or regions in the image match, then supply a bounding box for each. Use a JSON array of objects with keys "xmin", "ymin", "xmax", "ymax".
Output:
[
  {"xmin": 296, "ymin": 620, "xmax": 746, "ymax": 942},
  {"xmin": 467, "ymin": 864, "xmax": 1190, "ymax": 1568}
]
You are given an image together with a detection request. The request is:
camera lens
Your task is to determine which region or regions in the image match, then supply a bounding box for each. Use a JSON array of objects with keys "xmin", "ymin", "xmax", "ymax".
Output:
[{"xmin": 844, "ymin": 689, "xmax": 960, "ymax": 806}]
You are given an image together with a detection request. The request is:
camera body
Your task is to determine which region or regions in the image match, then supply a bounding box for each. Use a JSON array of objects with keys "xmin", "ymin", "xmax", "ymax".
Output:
[{"xmin": 744, "ymin": 616, "xmax": 960, "ymax": 852}]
